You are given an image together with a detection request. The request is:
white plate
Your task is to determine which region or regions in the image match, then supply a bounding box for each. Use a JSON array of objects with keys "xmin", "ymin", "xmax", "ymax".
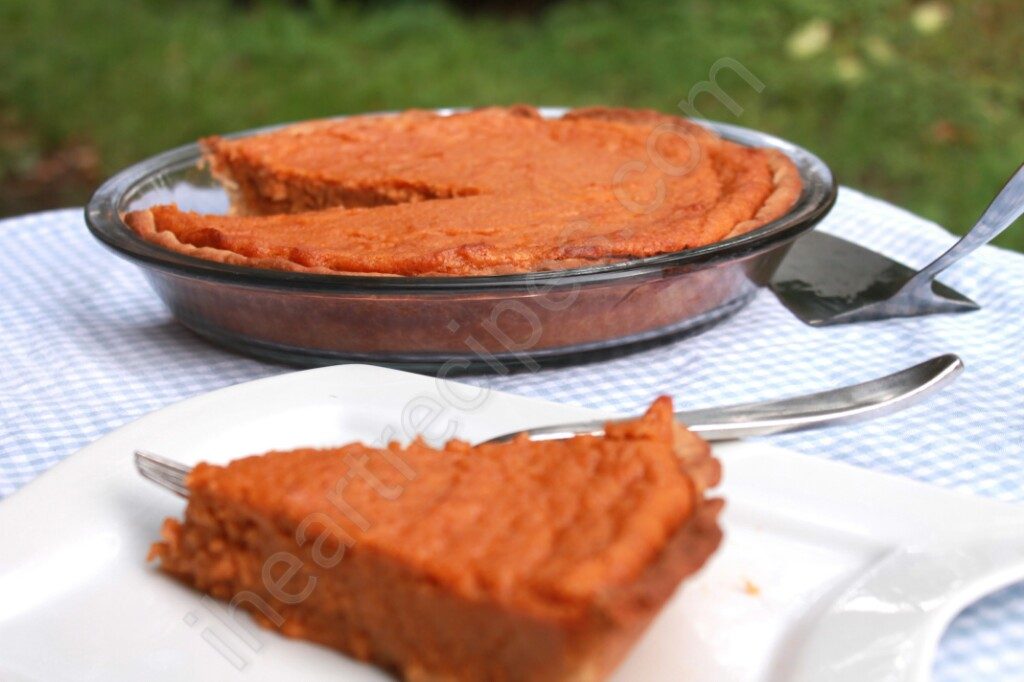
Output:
[{"xmin": 1, "ymin": 365, "xmax": 1022, "ymax": 682}]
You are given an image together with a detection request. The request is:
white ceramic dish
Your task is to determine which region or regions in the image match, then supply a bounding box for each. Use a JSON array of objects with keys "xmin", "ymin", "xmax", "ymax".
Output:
[{"xmin": 1, "ymin": 365, "xmax": 1022, "ymax": 682}]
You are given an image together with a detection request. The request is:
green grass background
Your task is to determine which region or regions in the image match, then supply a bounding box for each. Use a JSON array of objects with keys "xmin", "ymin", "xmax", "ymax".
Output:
[{"xmin": 2, "ymin": 0, "xmax": 1022, "ymax": 251}]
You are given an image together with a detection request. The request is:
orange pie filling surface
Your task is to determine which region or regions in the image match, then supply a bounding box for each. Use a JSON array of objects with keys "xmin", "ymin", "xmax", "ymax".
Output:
[{"xmin": 125, "ymin": 106, "xmax": 802, "ymax": 276}]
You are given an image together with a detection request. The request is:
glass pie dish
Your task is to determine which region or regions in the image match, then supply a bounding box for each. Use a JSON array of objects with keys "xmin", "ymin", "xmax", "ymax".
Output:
[{"xmin": 85, "ymin": 109, "xmax": 836, "ymax": 373}]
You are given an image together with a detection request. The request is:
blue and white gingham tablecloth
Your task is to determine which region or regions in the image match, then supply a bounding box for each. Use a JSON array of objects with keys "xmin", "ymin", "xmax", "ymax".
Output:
[{"xmin": 1, "ymin": 189, "xmax": 1022, "ymax": 679}]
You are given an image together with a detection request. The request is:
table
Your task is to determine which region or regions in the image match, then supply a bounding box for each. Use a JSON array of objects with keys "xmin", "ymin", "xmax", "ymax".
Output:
[{"xmin": 1, "ymin": 188, "xmax": 1022, "ymax": 679}]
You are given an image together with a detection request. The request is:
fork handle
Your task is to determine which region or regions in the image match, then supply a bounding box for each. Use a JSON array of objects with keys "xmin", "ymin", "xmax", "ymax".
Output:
[{"xmin": 511, "ymin": 354, "xmax": 963, "ymax": 442}]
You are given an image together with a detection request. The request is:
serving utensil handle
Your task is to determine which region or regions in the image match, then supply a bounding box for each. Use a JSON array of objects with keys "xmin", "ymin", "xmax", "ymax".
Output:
[{"xmin": 895, "ymin": 163, "xmax": 1024, "ymax": 303}]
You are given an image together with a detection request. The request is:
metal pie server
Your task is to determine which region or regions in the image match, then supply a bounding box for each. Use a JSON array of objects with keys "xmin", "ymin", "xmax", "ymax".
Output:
[{"xmin": 771, "ymin": 163, "xmax": 1024, "ymax": 326}]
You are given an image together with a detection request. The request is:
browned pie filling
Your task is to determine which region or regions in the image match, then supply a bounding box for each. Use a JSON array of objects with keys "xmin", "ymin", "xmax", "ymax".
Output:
[
  {"xmin": 149, "ymin": 397, "xmax": 723, "ymax": 681},
  {"xmin": 125, "ymin": 106, "xmax": 801, "ymax": 276}
]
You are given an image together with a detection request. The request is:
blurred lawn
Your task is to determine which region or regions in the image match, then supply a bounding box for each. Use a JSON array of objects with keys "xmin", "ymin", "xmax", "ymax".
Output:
[{"xmin": 1, "ymin": 0, "xmax": 1022, "ymax": 251}]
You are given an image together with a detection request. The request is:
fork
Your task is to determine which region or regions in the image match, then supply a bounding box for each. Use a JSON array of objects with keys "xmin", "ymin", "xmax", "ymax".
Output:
[
  {"xmin": 135, "ymin": 450, "xmax": 190, "ymax": 497},
  {"xmin": 136, "ymin": 354, "xmax": 962, "ymax": 497}
]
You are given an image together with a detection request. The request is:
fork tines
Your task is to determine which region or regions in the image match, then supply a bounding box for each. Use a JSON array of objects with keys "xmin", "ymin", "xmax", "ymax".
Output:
[{"xmin": 135, "ymin": 450, "xmax": 191, "ymax": 498}]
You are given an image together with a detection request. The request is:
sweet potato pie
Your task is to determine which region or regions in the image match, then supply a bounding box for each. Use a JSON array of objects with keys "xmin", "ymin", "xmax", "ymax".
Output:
[
  {"xmin": 149, "ymin": 397, "xmax": 723, "ymax": 680},
  {"xmin": 125, "ymin": 106, "xmax": 801, "ymax": 276}
]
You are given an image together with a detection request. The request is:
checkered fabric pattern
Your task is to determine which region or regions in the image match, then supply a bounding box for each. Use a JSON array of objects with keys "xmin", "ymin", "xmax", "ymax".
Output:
[{"xmin": 1, "ymin": 188, "xmax": 1022, "ymax": 680}]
